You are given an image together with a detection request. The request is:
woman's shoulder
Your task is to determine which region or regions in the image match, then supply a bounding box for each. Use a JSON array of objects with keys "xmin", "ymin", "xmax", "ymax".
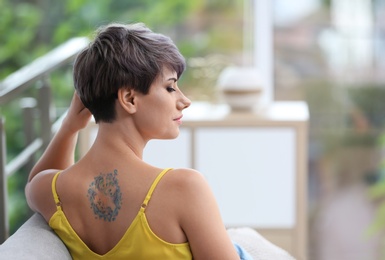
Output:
[
  {"xmin": 167, "ymin": 167, "xmax": 202, "ymax": 176},
  {"xmin": 25, "ymin": 169, "xmax": 62, "ymax": 221},
  {"xmin": 165, "ymin": 168, "xmax": 207, "ymax": 188},
  {"xmin": 161, "ymin": 168, "xmax": 214, "ymax": 206}
]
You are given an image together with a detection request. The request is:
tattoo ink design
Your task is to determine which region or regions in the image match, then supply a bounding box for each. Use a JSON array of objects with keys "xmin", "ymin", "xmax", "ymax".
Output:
[{"xmin": 87, "ymin": 169, "xmax": 122, "ymax": 222}]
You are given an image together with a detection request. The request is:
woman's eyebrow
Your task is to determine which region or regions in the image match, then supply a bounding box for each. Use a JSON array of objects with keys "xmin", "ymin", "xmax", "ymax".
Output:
[{"xmin": 167, "ymin": 77, "xmax": 177, "ymax": 82}]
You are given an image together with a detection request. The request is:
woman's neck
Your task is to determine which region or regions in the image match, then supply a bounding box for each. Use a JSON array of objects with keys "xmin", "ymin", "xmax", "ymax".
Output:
[{"xmin": 91, "ymin": 120, "xmax": 146, "ymax": 160}]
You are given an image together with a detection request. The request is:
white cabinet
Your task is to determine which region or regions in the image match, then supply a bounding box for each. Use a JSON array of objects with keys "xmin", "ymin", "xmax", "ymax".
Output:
[{"xmin": 195, "ymin": 127, "xmax": 296, "ymax": 228}]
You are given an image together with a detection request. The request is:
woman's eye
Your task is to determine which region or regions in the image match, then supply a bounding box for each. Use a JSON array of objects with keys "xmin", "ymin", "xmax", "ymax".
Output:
[{"xmin": 166, "ymin": 87, "xmax": 176, "ymax": 92}]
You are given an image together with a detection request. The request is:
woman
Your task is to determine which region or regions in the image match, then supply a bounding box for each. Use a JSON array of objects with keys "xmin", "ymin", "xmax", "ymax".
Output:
[{"xmin": 25, "ymin": 23, "xmax": 251, "ymax": 259}]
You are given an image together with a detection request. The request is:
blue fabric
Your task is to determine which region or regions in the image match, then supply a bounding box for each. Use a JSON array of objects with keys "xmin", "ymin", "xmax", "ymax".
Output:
[{"xmin": 233, "ymin": 242, "xmax": 254, "ymax": 260}]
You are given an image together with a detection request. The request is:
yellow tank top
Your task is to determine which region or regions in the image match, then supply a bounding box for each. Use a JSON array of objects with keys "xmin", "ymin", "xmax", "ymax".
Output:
[{"xmin": 49, "ymin": 168, "xmax": 192, "ymax": 259}]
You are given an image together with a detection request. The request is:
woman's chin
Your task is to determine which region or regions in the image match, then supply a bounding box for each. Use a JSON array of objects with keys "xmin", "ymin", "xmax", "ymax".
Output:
[
  {"xmin": 155, "ymin": 130, "xmax": 180, "ymax": 140},
  {"xmin": 167, "ymin": 133, "xmax": 179, "ymax": 140}
]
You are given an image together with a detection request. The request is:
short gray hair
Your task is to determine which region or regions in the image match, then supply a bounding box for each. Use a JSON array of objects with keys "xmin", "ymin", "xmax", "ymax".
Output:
[{"xmin": 73, "ymin": 23, "xmax": 186, "ymax": 123}]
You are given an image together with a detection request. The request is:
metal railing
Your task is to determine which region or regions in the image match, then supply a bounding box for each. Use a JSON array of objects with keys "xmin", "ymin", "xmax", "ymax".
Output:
[{"xmin": 0, "ymin": 37, "xmax": 89, "ymax": 243}]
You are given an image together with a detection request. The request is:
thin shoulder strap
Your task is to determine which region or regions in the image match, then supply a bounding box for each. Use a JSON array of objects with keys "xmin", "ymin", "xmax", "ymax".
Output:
[
  {"xmin": 141, "ymin": 168, "xmax": 173, "ymax": 211},
  {"xmin": 51, "ymin": 171, "xmax": 62, "ymax": 210}
]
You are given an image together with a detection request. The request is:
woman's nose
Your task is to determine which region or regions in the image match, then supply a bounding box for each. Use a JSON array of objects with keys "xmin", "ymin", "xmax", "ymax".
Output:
[{"xmin": 178, "ymin": 93, "xmax": 191, "ymax": 110}]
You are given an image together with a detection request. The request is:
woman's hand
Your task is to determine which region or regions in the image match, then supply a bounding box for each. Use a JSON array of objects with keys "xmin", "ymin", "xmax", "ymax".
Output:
[{"xmin": 62, "ymin": 92, "xmax": 92, "ymax": 133}]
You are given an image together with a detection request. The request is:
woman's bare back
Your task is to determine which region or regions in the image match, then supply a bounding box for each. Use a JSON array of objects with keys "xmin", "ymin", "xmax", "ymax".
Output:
[{"xmin": 54, "ymin": 164, "xmax": 188, "ymax": 255}]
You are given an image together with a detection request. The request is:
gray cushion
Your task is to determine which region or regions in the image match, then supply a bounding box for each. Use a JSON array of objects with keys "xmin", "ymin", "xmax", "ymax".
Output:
[{"xmin": 0, "ymin": 214, "xmax": 71, "ymax": 260}]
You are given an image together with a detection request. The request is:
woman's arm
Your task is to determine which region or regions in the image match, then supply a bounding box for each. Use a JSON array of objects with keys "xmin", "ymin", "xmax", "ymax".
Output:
[
  {"xmin": 178, "ymin": 170, "xmax": 240, "ymax": 260},
  {"xmin": 25, "ymin": 92, "xmax": 91, "ymax": 215},
  {"xmin": 27, "ymin": 92, "xmax": 92, "ymax": 182}
]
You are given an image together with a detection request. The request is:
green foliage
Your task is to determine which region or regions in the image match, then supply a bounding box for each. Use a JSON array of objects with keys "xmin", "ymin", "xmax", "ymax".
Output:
[
  {"xmin": 369, "ymin": 175, "xmax": 385, "ymax": 199},
  {"xmin": 0, "ymin": 1, "xmax": 42, "ymax": 78},
  {"xmin": 348, "ymin": 87, "xmax": 385, "ymax": 129},
  {"xmin": 129, "ymin": 0, "xmax": 202, "ymax": 28},
  {"xmin": 8, "ymin": 172, "xmax": 31, "ymax": 234},
  {"xmin": 345, "ymin": 86, "xmax": 385, "ymax": 241},
  {"xmin": 321, "ymin": 0, "xmax": 332, "ymax": 8},
  {"xmin": 0, "ymin": 100, "xmax": 26, "ymax": 157},
  {"xmin": 367, "ymin": 174, "xmax": 385, "ymax": 235}
]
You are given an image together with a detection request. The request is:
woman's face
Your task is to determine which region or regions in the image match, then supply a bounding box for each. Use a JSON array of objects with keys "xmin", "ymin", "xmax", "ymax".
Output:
[{"xmin": 133, "ymin": 68, "xmax": 191, "ymax": 141}]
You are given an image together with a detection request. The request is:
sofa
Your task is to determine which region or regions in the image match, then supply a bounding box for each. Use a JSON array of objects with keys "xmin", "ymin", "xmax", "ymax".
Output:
[{"xmin": 0, "ymin": 213, "xmax": 295, "ymax": 259}]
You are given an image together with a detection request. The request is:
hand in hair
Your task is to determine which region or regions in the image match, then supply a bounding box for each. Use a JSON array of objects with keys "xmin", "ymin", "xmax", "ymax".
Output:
[{"xmin": 62, "ymin": 92, "xmax": 92, "ymax": 133}]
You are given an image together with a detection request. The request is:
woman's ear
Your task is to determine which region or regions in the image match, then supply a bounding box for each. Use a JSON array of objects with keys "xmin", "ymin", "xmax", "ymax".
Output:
[{"xmin": 117, "ymin": 88, "xmax": 137, "ymax": 114}]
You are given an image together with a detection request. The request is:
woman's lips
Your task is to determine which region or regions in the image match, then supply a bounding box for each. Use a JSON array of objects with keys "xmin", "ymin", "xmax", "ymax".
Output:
[{"xmin": 173, "ymin": 115, "xmax": 183, "ymax": 124}]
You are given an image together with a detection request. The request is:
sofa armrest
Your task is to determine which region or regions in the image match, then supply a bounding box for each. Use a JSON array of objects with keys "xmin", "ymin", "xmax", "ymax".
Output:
[
  {"xmin": 0, "ymin": 213, "xmax": 71, "ymax": 260},
  {"xmin": 227, "ymin": 227, "xmax": 295, "ymax": 260}
]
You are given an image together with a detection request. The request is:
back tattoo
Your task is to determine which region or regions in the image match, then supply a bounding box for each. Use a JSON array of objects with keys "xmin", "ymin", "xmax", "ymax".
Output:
[{"xmin": 87, "ymin": 169, "xmax": 122, "ymax": 222}]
